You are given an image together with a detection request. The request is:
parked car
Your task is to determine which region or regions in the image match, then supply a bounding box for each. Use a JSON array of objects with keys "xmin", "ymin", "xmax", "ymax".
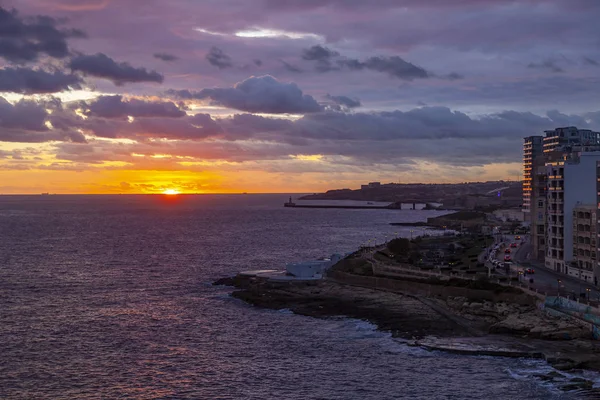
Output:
[
  {"xmin": 504, "ymin": 248, "xmax": 511, "ymax": 254},
  {"xmin": 504, "ymin": 255, "xmax": 512, "ymax": 261}
]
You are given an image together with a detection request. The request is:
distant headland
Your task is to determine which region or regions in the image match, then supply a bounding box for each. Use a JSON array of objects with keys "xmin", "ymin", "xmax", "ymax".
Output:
[{"xmin": 300, "ymin": 180, "xmax": 522, "ymax": 210}]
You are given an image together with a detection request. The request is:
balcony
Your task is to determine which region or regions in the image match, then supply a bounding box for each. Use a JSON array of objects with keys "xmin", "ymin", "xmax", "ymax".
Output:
[
  {"xmin": 548, "ymin": 175, "xmax": 563, "ymax": 179},
  {"xmin": 549, "ymin": 187, "xmax": 563, "ymax": 191}
]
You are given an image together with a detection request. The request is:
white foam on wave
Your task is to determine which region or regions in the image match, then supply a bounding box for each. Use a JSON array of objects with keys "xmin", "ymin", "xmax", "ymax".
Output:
[
  {"xmin": 505, "ymin": 357, "xmax": 600, "ymax": 395},
  {"xmin": 319, "ymin": 317, "xmax": 435, "ymax": 357}
]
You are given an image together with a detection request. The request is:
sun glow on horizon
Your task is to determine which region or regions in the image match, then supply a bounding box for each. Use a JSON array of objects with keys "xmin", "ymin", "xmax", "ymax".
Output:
[{"xmin": 163, "ymin": 189, "xmax": 180, "ymax": 195}]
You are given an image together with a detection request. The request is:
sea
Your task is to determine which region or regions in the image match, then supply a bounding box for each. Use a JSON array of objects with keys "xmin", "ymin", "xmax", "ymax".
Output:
[{"xmin": 0, "ymin": 194, "xmax": 596, "ymax": 399}]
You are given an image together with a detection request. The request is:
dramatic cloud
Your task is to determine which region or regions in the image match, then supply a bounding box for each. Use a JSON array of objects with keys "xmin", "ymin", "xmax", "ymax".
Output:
[
  {"xmin": 5, "ymin": 0, "xmax": 600, "ymax": 191},
  {"xmin": 325, "ymin": 94, "xmax": 361, "ymax": 108},
  {"xmin": 153, "ymin": 53, "xmax": 178, "ymax": 62},
  {"xmin": 81, "ymin": 95, "xmax": 186, "ymax": 119},
  {"xmin": 170, "ymin": 75, "xmax": 323, "ymax": 114},
  {"xmin": 0, "ymin": 6, "xmax": 85, "ymax": 63},
  {"xmin": 38, "ymin": 105, "xmax": 600, "ymax": 169},
  {"xmin": 206, "ymin": 46, "xmax": 232, "ymax": 69},
  {"xmin": 69, "ymin": 53, "xmax": 164, "ymax": 85},
  {"xmin": 0, "ymin": 67, "xmax": 82, "ymax": 94}
]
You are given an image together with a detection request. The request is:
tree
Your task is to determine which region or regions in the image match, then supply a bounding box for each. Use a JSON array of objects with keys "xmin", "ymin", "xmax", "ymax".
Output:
[{"xmin": 387, "ymin": 237, "xmax": 411, "ymax": 255}]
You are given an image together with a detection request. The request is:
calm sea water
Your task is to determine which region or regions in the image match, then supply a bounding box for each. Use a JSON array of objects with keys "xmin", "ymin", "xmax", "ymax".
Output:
[{"xmin": 0, "ymin": 194, "xmax": 588, "ymax": 399}]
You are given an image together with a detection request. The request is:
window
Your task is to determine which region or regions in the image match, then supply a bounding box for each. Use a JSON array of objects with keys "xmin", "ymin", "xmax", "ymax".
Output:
[{"xmin": 538, "ymin": 201, "xmax": 544, "ymax": 207}]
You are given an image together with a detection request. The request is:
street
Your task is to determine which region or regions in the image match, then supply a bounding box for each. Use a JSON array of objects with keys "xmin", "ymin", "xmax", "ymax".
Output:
[{"xmin": 488, "ymin": 234, "xmax": 600, "ymax": 302}]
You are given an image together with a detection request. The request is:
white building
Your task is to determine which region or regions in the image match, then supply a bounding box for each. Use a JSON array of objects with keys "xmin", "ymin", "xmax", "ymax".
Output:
[
  {"xmin": 545, "ymin": 151, "xmax": 600, "ymax": 274},
  {"xmin": 492, "ymin": 208, "xmax": 524, "ymax": 223}
]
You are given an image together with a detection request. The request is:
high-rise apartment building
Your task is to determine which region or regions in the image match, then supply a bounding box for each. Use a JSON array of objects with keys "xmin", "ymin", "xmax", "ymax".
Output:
[
  {"xmin": 545, "ymin": 151, "xmax": 600, "ymax": 274},
  {"xmin": 522, "ymin": 127, "xmax": 600, "ymax": 278},
  {"xmin": 571, "ymin": 204, "xmax": 596, "ymax": 284},
  {"xmin": 523, "ymin": 136, "xmax": 543, "ymax": 216}
]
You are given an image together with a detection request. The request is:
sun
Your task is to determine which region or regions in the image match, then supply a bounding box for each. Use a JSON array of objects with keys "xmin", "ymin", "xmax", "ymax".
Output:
[{"xmin": 163, "ymin": 189, "xmax": 180, "ymax": 195}]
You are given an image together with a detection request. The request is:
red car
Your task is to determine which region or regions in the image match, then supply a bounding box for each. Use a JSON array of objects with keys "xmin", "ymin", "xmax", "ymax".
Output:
[
  {"xmin": 510, "ymin": 243, "xmax": 518, "ymax": 248},
  {"xmin": 504, "ymin": 248, "xmax": 511, "ymax": 254},
  {"xmin": 525, "ymin": 268, "xmax": 535, "ymax": 274},
  {"xmin": 504, "ymin": 255, "xmax": 512, "ymax": 261}
]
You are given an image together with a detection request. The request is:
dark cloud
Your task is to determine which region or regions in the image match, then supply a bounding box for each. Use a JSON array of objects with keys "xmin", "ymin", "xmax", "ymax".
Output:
[
  {"xmin": 583, "ymin": 57, "xmax": 599, "ymax": 66},
  {"xmin": 253, "ymin": 59, "xmax": 262, "ymax": 66},
  {"xmin": 169, "ymin": 75, "xmax": 323, "ymax": 114},
  {"xmin": 302, "ymin": 45, "xmax": 340, "ymax": 72},
  {"xmin": 0, "ymin": 67, "xmax": 82, "ymax": 94},
  {"xmin": 527, "ymin": 59, "xmax": 564, "ymax": 73},
  {"xmin": 0, "ymin": 97, "xmax": 48, "ymax": 131},
  {"xmin": 69, "ymin": 53, "xmax": 164, "ymax": 85},
  {"xmin": 0, "ymin": 6, "xmax": 85, "ymax": 63},
  {"xmin": 153, "ymin": 52, "xmax": 178, "ymax": 62},
  {"xmin": 325, "ymin": 94, "xmax": 361, "ymax": 108},
  {"xmin": 302, "ymin": 45, "xmax": 339, "ymax": 61},
  {"xmin": 206, "ymin": 46, "xmax": 232, "ymax": 69},
  {"xmin": 79, "ymin": 112, "xmax": 222, "ymax": 140},
  {"xmin": 81, "ymin": 95, "xmax": 186, "ymax": 119},
  {"xmin": 280, "ymin": 60, "xmax": 303, "ymax": 73},
  {"xmin": 341, "ymin": 55, "xmax": 431, "ymax": 80},
  {"xmin": 47, "ymin": 105, "xmax": 599, "ymax": 168},
  {"xmin": 301, "ymin": 45, "xmax": 453, "ymax": 80},
  {"xmin": 0, "ymin": 96, "xmax": 86, "ymax": 143}
]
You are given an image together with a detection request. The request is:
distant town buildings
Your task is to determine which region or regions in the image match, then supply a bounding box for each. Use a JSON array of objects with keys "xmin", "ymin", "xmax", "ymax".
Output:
[
  {"xmin": 522, "ymin": 126, "xmax": 600, "ymax": 286},
  {"xmin": 360, "ymin": 182, "xmax": 381, "ymax": 190}
]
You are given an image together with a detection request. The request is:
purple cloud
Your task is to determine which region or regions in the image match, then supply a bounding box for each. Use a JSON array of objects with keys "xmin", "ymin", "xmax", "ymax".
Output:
[
  {"xmin": 0, "ymin": 67, "xmax": 82, "ymax": 94},
  {"xmin": 0, "ymin": 6, "xmax": 85, "ymax": 63},
  {"xmin": 81, "ymin": 95, "xmax": 186, "ymax": 119},
  {"xmin": 170, "ymin": 75, "xmax": 323, "ymax": 114},
  {"xmin": 69, "ymin": 53, "xmax": 164, "ymax": 85}
]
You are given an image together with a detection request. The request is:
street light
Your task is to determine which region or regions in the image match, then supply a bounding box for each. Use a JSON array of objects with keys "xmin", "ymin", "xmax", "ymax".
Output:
[
  {"xmin": 586, "ymin": 288, "xmax": 591, "ymax": 301},
  {"xmin": 410, "ymin": 229, "xmax": 414, "ymax": 240},
  {"xmin": 557, "ymin": 279, "xmax": 562, "ymax": 296}
]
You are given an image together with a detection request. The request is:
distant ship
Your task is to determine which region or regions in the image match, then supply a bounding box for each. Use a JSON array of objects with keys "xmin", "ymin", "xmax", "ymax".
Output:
[{"xmin": 41, "ymin": 193, "xmax": 49, "ymax": 196}]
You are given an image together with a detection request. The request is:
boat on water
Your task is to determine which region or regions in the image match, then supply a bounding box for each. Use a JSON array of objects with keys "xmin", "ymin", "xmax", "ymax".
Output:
[{"xmin": 40, "ymin": 193, "xmax": 49, "ymax": 196}]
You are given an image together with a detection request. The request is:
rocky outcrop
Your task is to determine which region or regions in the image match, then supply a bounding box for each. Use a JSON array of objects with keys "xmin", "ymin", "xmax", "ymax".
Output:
[
  {"xmin": 443, "ymin": 296, "xmax": 592, "ymax": 340},
  {"xmin": 227, "ymin": 278, "xmax": 478, "ymax": 339},
  {"xmin": 215, "ymin": 274, "xmax": 600, "ymax": 375},
  {"xmin": 489, "ymin": 313, "xmax": 590, "ymax": 340}
]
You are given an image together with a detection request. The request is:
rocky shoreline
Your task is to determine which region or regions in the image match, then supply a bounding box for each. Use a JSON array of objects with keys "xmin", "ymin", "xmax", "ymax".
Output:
[{"xmin": 215, "ymin": 274, "xmax": 600, "ymax": 391}]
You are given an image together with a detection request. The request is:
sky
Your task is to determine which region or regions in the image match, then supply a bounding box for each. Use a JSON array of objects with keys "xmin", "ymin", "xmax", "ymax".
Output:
[{"xmin": 1, "ymin": 0, "xmax": 600, "ymax": 194}]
